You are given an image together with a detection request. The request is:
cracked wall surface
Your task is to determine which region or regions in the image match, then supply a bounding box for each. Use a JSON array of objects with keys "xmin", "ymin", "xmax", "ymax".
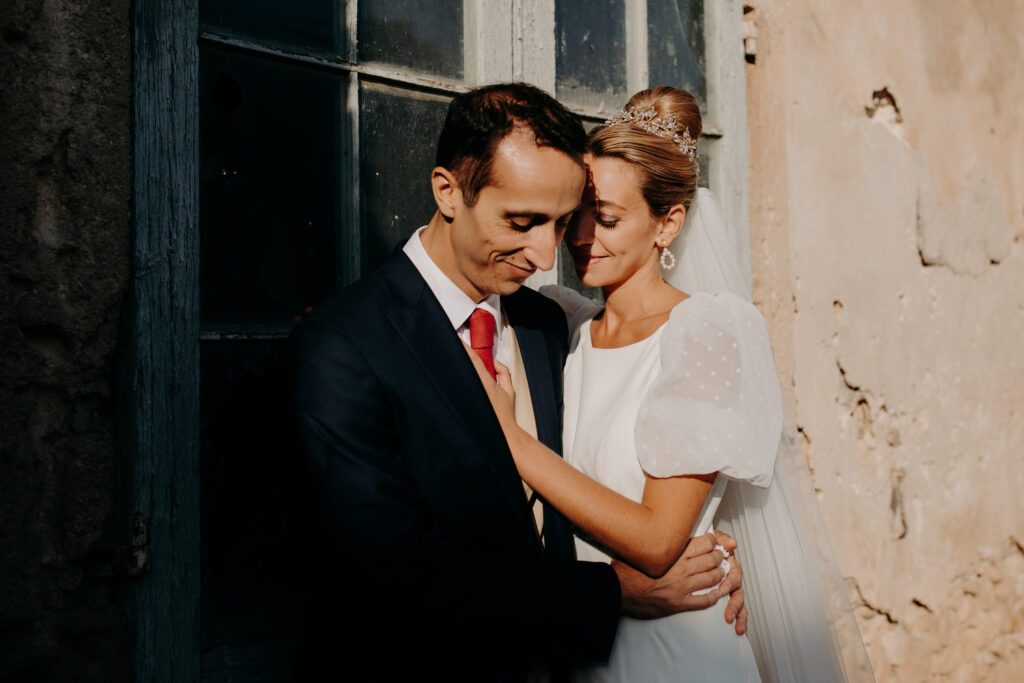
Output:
[
  {"xmin": 747, "ymin": 1, "xmax": 1024, "ymax": 681},
  {"xmin": 0, "ymin": 0, "xmax": 131, "ymax": 679}
]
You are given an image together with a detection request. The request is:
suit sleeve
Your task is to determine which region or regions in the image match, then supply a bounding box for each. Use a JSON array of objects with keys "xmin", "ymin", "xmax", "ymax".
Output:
[{"xmin": 290, "ymin": 318, "xmax": 620, "ymax": 665}]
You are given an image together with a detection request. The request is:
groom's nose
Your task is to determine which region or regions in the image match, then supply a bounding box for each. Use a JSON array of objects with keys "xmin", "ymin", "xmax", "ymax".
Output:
[{"xmin": 522, "ymin": 223, "xmax": 561, "ymax": 271}]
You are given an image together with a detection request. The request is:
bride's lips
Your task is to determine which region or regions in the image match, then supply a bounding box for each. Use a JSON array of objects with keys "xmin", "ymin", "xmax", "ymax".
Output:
[{"xmin": 570, "ymin": 250, "xmax": 605, "ymax": 269}]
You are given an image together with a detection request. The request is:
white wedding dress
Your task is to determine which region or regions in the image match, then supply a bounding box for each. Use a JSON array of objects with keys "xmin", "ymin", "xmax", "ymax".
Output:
[
  {"xmin": 536, "ymin": 189, "xmax": 873, "ymax": 683},
  {"xmin": 548, "ymin": 287, "xmax": 777, "ymax": 682}
]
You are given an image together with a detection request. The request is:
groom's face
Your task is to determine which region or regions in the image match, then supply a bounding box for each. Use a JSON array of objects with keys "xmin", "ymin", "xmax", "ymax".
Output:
[{"xmin": 448, "ymin": 130, "xmax": 585, "ymax": 300}]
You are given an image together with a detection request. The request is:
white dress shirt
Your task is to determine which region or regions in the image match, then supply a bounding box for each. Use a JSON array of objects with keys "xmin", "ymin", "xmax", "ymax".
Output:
[{"xmin": 403, "ymin": 226, "xmax": 510, "ymax": 367}]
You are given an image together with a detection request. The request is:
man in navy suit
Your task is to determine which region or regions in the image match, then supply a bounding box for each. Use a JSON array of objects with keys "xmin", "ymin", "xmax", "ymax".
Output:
[{"xmin": 290, "ymin": 83, "xmax": 745, "ymax": 680}]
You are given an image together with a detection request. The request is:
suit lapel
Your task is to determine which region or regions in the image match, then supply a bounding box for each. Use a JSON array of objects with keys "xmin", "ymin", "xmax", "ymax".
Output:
[
  {"xmin": 503, "ymin": 289, "xmax": 579, "ymax": 561},
  {"xmin": 380, "ymin": 253, "xmax": 537, "ymax": 532},
  {"xmin": 503, "ymin": 291, "xmax": 560, "ymax": 453}
]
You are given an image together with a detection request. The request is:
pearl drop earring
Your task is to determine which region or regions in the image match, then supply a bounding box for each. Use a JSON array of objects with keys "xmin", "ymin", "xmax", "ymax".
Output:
[{"xmin": 659, "ymin": 241, "xmax": 677, "ymax": 271}]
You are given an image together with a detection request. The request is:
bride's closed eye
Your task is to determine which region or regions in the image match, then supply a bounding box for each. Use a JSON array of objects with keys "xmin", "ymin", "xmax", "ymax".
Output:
[{"xmin": 595, "ymin": 212, "xmax": 620, "ymax": 228}]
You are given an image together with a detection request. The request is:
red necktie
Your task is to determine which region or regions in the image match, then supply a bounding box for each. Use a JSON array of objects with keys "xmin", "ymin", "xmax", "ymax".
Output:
[{"xmin": 468, "ymin": 308, "xmax": 497, "ymax": 380}]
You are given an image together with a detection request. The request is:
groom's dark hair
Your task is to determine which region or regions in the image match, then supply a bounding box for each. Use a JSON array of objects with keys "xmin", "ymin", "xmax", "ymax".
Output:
[{"xmin": 435, "ymin": 82, "xmax": 586, "ymax": 207}]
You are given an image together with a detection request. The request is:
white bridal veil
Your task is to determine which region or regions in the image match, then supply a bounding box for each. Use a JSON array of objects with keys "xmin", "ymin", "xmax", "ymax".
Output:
[{"xmin": 666, "ymin": 188, "xmax": 875, "ymax": 682}]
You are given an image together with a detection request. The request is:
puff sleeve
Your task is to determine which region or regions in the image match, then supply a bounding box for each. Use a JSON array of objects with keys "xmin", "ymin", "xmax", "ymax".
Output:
[
  {"xmin": 634, "ymin": 292, "xmax": 783, "ymax": 486},
  {"xmin": 540, "ymin": 285, "xmax": 602, "ymax": 337}
]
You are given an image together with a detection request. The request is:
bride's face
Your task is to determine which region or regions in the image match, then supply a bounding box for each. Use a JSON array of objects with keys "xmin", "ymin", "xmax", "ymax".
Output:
[{"xmin": 566, "ymin": 154, "xmax": 662, "ymax": 289}]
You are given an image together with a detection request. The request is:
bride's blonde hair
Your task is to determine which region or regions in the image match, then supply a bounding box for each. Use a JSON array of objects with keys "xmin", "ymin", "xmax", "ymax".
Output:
[{"xmin": 587, "ymin": 86, "xmax": 702, "ymax": 217}]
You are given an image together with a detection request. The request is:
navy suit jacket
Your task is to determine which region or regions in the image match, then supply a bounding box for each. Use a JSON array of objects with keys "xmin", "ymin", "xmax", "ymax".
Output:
[{"xmin": 290, "ymin": 250, "xmax": 620, "ymax": 681}]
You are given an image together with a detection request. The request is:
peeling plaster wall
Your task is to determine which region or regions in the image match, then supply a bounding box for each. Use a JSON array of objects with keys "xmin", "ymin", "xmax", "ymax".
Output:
[
  {"xmin": 747, "ymin": 1, "xmax": 1024, "ymax": 681},
  {"xmin": 0, "ymin": 0, "xmax": 132, "ymax": 679}
]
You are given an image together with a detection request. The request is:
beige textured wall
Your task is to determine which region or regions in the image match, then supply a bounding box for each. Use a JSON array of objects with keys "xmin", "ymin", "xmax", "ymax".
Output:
[{"xmin": 746, "ymin": 1, "xmax": 1024, "ymax": 681}]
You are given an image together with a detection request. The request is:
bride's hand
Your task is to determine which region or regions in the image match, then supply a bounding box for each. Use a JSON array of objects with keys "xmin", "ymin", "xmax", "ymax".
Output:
[
  {"xmin": 492, "ymin": 361, "xmax": 515, "ymax": 403},
  {"xmin": 487, "ymin": 361, "xmax": 517, "ymax": 428},
  {"xmin": 463, "ymin": 343, "xmax": 517, "ymax": 431}
]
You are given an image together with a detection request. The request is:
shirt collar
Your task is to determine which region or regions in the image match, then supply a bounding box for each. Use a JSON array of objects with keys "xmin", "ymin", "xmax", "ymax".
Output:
[{"xmin": 403, "ymin": 226, "xmax": 504, "ymax": 332}]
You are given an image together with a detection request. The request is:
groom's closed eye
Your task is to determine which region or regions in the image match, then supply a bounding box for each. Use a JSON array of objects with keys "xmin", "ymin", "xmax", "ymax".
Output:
[
  {"xmin": 507, "ymin": 215, "xmax": 535, "ymax": 230},
  {"xmin": 505, "ymin": 212, "xmax": 567, "ymax": 231},
  {"xmin": 504, "ymin": 212, "xmax": 549, "ymax": 231}
]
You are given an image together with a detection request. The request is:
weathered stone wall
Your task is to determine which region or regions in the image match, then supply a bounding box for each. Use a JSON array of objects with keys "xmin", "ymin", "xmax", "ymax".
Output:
[
  {"xmin": 0, "ymin": 0, "xmax": 132, "ymax": 680},
  {"xmin": 746, "ymin": 1, "xmax": 1024, "ymax": 681}
]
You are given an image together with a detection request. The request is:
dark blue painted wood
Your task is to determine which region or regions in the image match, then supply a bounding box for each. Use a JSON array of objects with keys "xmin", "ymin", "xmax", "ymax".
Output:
[{"xmin": 122, "ymin": 0, "xmax": 200, "ymax": 679}]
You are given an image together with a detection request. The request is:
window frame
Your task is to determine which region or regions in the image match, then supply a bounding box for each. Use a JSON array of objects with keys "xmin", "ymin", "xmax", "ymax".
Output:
[{"xmin": 123, "ymin": 0, "xmax": 200, "ymax": 680}]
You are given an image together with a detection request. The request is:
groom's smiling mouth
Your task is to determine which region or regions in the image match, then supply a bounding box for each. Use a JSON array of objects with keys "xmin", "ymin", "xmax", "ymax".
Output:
[{"xmin": 500, "ymin": 259, "xmax": 536, "ymax": 278}]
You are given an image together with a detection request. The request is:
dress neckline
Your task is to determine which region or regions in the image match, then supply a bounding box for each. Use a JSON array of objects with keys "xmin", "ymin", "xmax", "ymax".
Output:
[
  {"xmin": 583, "ymin": 317, "xmax": 668, "ymax": 351},
  {"xmin": 584, "ymin": 294, "xmax": 699, "ymax": 351}
]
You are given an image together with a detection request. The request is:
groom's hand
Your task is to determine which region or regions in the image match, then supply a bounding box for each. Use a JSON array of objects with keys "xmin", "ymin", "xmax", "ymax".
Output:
[
  {"xmin": 719, "ymin": 546, "xmax": 748, "ymax": 636},
  {"xmin": 613, "ymin": 531, "xmax": 732, "ymax": 619}
]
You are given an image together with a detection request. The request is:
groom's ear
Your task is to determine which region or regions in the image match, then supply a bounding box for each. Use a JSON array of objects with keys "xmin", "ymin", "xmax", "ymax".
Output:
[{"xmin": 431, "ymin": 166, "xmax": 462, "ymax": 220}]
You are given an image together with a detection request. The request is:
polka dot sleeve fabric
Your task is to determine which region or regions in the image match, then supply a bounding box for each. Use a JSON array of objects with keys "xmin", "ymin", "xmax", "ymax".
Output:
[{"xmin": 634, "ymin": 292, "xmax": 783, "ymax": 487}]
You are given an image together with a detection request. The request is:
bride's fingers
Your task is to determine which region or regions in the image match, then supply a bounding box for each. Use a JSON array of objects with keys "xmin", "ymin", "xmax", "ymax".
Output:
[
  {"xmin": 494, "ymin": 362, "xmax": 515, "ymax": 395},
  {"xmin": 461, "ymin": 341, "xmax": 493, "ymax": 382}
]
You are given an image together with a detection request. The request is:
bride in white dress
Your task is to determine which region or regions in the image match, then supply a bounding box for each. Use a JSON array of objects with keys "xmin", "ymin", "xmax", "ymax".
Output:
[{"xmin": 473, "ymin": 87, "xmax": 873, "ymax": 682}]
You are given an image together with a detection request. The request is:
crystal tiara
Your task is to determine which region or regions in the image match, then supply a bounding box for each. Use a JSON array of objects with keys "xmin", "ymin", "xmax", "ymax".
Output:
[{"xmin": 604, "ymin": 106, "xmax": 698, "ymax": 164}]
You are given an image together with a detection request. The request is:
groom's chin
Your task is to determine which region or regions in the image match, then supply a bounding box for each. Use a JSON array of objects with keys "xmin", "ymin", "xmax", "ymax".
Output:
[{"xmin": 488, "ymin": 277, "xmax": 530, "ymax": 296}]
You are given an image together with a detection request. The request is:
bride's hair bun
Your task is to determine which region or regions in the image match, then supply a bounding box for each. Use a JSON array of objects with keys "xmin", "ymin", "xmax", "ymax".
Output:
[{"xmin": 588, "ymin": 86, "xmax": 702, "ymax": 216}]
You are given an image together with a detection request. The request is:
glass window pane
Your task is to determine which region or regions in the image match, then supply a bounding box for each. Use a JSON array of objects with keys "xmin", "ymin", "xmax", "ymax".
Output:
[
  {"xmin": 200, "ymin": 0, "xmax": 342, "ymax": 56},
  {"xmin": 648, "ymin": 0, "xmax": 706, "ymax": 106},
  {"xmin": 358, "ymin": 1, "xmax": 464, "ymax": 79},
  {"xmin": 358, "ymin": 83, "xmax": 450, "ymax": 271},
  {"xmin": 556, "ymin": 0, "xmax": 628, "ymax": 110},
  {"xmin": 200, "ymin": 47, "xmax": 345, "ymax": 331}
]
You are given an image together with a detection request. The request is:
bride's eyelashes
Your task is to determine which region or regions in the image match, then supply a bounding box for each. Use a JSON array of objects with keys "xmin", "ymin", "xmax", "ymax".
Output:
[{"xmin": 595, "ymin": 212, "xmax": 620, "ymax": 228}]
